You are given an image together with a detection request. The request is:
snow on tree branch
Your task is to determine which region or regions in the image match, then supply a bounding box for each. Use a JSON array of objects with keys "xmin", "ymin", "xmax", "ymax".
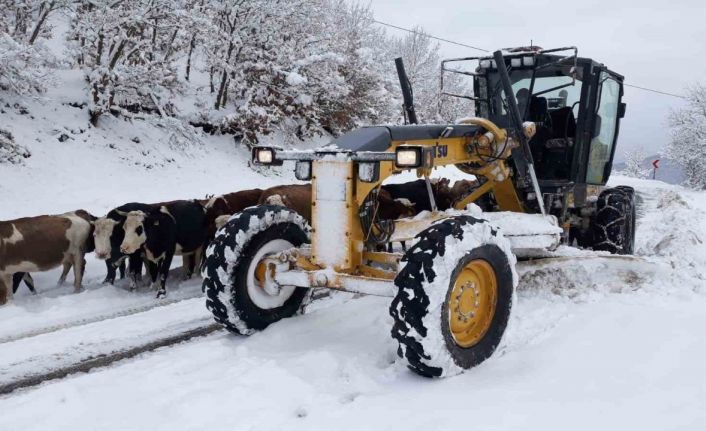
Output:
[{"xmin": 667, "ymin": 83, "xmax": 706, "ymax": 189}]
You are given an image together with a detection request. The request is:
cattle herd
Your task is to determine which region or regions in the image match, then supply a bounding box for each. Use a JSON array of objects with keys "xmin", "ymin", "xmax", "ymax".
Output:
[{"xmin": 0, "ymin": 178, "xmax": 476, "ymax": 305}]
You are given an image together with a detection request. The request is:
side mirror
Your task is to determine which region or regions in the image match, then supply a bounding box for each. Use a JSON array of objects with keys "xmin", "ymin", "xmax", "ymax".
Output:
[{"xmin": 618, "ymin": 102, "xmax": 627, "ymax": 119}]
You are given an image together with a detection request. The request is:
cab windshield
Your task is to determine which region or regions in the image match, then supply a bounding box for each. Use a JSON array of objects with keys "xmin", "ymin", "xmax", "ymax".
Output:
[{"xmin": 482, "ymin": 66, "xmax": 583, "ymax": 127}]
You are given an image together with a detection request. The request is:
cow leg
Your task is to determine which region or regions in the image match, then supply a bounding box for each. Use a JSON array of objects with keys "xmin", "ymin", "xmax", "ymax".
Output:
[
  {"xmin": 192, "ymin": 246, "xmax": 203, "ymax": 278},
  {"xmin": 14, "ymin": 273, "xmax": 36, "ymax": 294},
  {"xmin": 401, "ymin": 241, "xmax": 407, "ymax": 252},
  {"xmin": 156, "ymin": 252, "xmax": 175, "ymax": 299},
  {"xmin": 12, "ymin": 273, "xmax": 24, "ymax": 294},
  {"xmin": 118, "ymin": 259, "xmax": 126, "ymax": 279},
  {"xmin": 58, "ymin": 261, "xmax": 72, "ymax": 286},
  {"xmin": 182, "ymin": 253, "xmax": 193, "ymax": 280},
  {"xmin": 134, "ymin": 254, "xmax": 144, "ymax": 282},
  {"xmin": 24, "ymin": 273, "xmax": 36, "ymax": 294},
  {"xmin": 146, "ymin": 259, "xmax": 159, "ymax": 289},
  {"xmin": 128, "ymin": 253, "xmax": 143, "ymax": 291},
  {"xmin": 103, "ymin": 259, "xmax": 117, "ymax": 284},
  {"xmin": 0, "ymin": 273, "xmax": 12, "ymax": 305},
  {"xmin": 72, "ymin": 254, "xmax": 85, "ymax": 293}
]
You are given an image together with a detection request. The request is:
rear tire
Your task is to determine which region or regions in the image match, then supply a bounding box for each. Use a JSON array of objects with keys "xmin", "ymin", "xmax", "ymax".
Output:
[
  {"xmin": 202, "ymin": 206, "xmax": 311, "ymax": 335},
  {"xmin": 389, "ymin": 216, "xmax": 517, "ymax": 378},
  {"xmin": 591, "ymin": 187, "xmax": 636, "ymax": 254}
]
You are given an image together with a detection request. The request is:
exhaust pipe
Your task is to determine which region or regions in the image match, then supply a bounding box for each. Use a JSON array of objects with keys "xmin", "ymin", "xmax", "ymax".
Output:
[{"xmin": 395, "ymin": 57, "xmax": 418, "ymax": 124}]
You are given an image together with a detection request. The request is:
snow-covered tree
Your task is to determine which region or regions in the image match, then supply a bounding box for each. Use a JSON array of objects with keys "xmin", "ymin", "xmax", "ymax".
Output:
[
  {"xmin": 0, "ymin": 128, "xmax": 31, "ymax": 164},
  {"xmin": 0, "ymin": 0, "xmax": 65, "ymax": 94},
  {"xmin": 56, "ymin": 0, "xmax": 459, "ymax": 140},
  {"xmin": 622, "ymin": 148, "xmax": 650, "ymax": 179},
  {"xmin": 387, "ymin": 26, "xmax": 473, "ymax": 124},
  {"xmin": 195, "ymin": 0, "xmax": 397, "ymax": 142},
  {"xmin": 69, "ymin": 0, "xmax": 187, "ymax": 124},
  {"xmin": 0, "ymin": 32, "xmax": 54, "ymax": 93},
  {"xmin": 667, "ymin": 83, "xmax": 706, "ymax": 189},
  {"xmin": 0, "ymin": 0, "xmax": 67, "ymax": 45}
]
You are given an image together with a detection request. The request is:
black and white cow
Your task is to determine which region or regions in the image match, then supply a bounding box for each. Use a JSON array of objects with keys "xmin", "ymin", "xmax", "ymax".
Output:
[
  {"xmin": 93, "ymin": 202, "xmax": 153, "ymax": 289},
  {"xmin": 120, "ymin": 200, "xmax": 207, "ymax": 298}
]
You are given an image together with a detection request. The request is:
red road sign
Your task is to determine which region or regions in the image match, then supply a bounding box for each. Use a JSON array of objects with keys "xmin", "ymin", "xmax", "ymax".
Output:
[{"xmin": 652, "ymin": 159, "xmax": 660, "ymax": 169}]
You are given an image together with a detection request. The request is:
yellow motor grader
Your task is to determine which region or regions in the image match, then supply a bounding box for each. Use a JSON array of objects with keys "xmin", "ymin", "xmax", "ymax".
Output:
[{"xmin": 202, "ymin": 47, "xmax": 635, "ymax": 377}]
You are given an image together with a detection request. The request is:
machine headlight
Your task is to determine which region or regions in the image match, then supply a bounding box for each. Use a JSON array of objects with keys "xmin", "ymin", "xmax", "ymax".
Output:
[
  {"xmin": 252, "ymin": 147, "xmax": 282, "ymax": 165},
  {"xmin": 254, "ymin": 147, "xmax": 273, "ymax": 164},
  {"xmin": 395, "ymin": 147, "xmax": 422, "ymax": 168}
]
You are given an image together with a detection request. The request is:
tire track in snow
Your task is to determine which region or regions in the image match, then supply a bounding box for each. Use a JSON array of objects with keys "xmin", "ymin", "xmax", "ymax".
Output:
[
  {"xmin": 0, "ymin": 323, "xmax": 221, "ymax": 396},
  {"xmin": 0, "ymin": 291, "xmax": 205, "ymax": 345}
]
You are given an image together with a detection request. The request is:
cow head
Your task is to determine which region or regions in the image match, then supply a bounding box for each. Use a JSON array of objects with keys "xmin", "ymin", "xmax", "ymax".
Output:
[
  {"xmin": 377, "ymin": 189, "xmax": 416, "ymax": 220},
  {"xmin": 93, "ymin": 217, "xmax": 119, "ymax": 259},
  {"xmin": 214, "ymin": 214, "xmax": 231, "ymax": 230},
  {"xmin": 205, "ymin": 196, "xmax": 230, "ymax": 220},
  {"xmin": 120, "ymin": 211, "xmax": 147, "ymax": 255},
  {"xmin": 450, "ymin": 179, "xmax": 478, "ymax": 205},
  {"xmin": 432, "ymin": 178, "xmax": 455, "ymax": 210}
]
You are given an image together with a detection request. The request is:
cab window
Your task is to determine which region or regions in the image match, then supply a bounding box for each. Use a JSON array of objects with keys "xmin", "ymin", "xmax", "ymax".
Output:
[{"xmin": 586, "ymin": 73, "xmax": 620, "ymax": 184}]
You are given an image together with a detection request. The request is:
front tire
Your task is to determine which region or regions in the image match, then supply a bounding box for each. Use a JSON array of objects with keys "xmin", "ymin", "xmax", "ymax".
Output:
[
  {"xmin": 591, "ymin": 186, "xmax": 636, "ymax": 254},
  {"xmin": 202, "ymin": 205, "xmax": 311, "ymax": 335},
  {"xmin": 390, "ymin": 216, "xmax": 517, "ymax": 378}
]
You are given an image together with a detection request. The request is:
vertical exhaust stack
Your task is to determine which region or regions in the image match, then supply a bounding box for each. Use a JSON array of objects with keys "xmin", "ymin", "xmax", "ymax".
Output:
[{"xmin": 395, "ymin": 57, "xmax": 418, "ymax": 125}]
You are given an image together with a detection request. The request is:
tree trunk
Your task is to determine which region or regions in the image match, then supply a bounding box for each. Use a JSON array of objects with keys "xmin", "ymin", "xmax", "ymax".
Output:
[
  {"xmin": 215, "ymin": 69, "xmax": 228, "ymax": 110},
  {"xmin": 163, "ymin": 29, "xmax": 179, "ymax": 62},
  {"xmin": 150, "ymin": 19, "xmax": 158, "ymax": 62},
  {"xmin": 96, "ymin": 32, "xmax": 104, "ymax": 66},
  {"xmin": 109, "ymin": 40, "xmax": 126, "ymax": 70},
  {"xmin": 214, "ymin": 40, "xmax": 235, "ymax": 109},
  {"xmin": 28, "ymin": 2, "xmax": 54, "ymax": 45},
  {"xmin": 185, "ymin": 35, "xmax": 196, "ymax": 81}
]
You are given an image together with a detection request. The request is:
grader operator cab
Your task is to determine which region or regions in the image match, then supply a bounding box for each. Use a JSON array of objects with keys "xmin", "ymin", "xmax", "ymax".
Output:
[
  {"xmin": 441, "ymin": 46, "xmax": 631, "ymax": 248},
  {"xmin": 202, "ymin": 47, "xmax": 636, "ymax": 378}
]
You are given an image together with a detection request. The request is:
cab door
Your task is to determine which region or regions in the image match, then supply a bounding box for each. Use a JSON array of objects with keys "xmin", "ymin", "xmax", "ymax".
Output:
[{"xmin": 584, "ymin": 69, "xmax": 625, "ymax": 185}]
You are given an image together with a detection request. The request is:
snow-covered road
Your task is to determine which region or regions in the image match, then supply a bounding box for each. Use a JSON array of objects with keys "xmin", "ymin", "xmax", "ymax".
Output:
[{"xmin": 2, "ymin": 278, "xmax": 705, "ymax": 431}]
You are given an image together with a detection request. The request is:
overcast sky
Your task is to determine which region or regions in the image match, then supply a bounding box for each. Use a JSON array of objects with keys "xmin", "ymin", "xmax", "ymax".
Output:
[{"xmin": 369, "ymin": 0, "xmax": 706, "ymax": 160}]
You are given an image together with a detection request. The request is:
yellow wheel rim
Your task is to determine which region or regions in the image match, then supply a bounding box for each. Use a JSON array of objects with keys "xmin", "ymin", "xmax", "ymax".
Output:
[
  {"xmin": 254, "ymin": 261, "xmax": 268, "ymax": 287},
  {"xmin": 448, "ymin": 259, "xmax": 498, "ymax": 348}
]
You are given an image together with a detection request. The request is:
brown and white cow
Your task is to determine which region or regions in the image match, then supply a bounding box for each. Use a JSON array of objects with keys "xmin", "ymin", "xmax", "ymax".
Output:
[
  {"xmin": 0, "ymin": 210, "xmax": 96, "ymax": 304},
  {"xmin": 258, "ymin": 184, "xmax": 415, "ymax": 224},
  {"xmin": 258, "ymin": 184, "xmax": 313, "ymax": 223},
  {"xmin": 204, "ymin": 189, "xmax": 263, "ymax": 238}
]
